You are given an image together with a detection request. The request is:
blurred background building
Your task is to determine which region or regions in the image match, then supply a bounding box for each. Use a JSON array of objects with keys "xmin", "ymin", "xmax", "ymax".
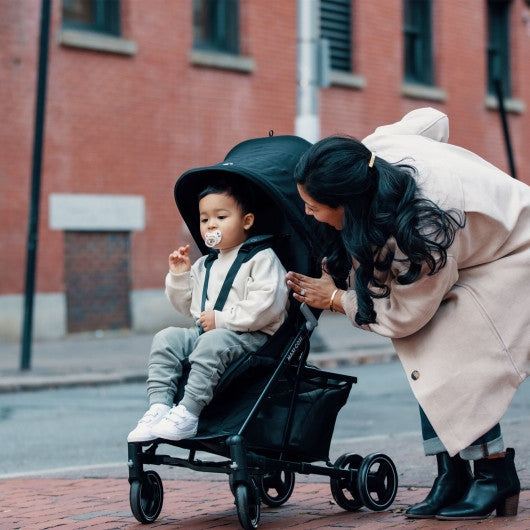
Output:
[{"xmin": 1, "ymin": 0, "xmax": 529, "ymax": 341}]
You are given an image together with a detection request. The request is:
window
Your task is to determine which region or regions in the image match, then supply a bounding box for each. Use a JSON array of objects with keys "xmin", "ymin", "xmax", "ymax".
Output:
[
  {"xmin": 320, "ymin": 0, "xmax": 352, "ymax": 72},
  {"xmin": 193, "ymin": 0, "xmax": 239, "ymax": 55},
  {"xmin": 62, "ymin": 0, "xmax": 120, "ymax": 36},
  {"xmin": 487, "ymin": 0, "xmax": 512, "ymax": 97},
  {"xmin": 403, "ymin": 0, "xmax": 433, "ymax": 85}
]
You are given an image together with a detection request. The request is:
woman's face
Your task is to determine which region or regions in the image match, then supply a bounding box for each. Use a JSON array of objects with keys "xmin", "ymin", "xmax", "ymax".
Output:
[{"xmin": 297, "ymin": 184, "xmax": 344, "ymax": 230}]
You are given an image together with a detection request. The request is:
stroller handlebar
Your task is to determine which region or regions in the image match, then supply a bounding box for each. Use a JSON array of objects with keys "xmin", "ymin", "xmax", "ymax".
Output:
[{"xmin": 300, "ymin": 302, "xmax": 318, "ymax": 331}]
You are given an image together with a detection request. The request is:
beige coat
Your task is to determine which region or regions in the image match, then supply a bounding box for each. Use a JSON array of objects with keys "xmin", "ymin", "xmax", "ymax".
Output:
[{"xmin": 341, "ymin": 108, "xmax": 530, "ymax": 456}]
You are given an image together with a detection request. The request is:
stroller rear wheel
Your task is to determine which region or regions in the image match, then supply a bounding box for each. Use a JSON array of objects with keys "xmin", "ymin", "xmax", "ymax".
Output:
[
  {"xmin": 235, "ymin": 482, "xmax": 261, "ymax": 529},
  {"xmin": 330, "ymin": 453, "xmax": 364, "ymax": 511},
  {"xmin": 356, "ymin": 453, "xmax": 398, "ymax": 511},
  {"xmin": 258, "ymin": 470, "xmax": 295, "ymax": 507},
  {"xmin": 130, "ymin": 470, "xmax": 164, "ymax": 523}
]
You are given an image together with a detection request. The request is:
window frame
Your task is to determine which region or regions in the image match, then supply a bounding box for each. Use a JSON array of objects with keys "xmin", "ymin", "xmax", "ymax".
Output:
[
  {"xmin": 320, "ymin": 0, "xmax": 353, "ymax": 73},
  {"xmin": 487, "ymin": 0, "xmax": 512, "ymax": 97},
  {"xmin": 193, "ymin": 0, "xmax": 240, "ymax": 56},
  {"xmin": 62, "ymin": 0, "xmax": 121, "ymax": 37},
  {"xmin": 403, "ymin": 0, "xmax": 433, "ymax": 86}
]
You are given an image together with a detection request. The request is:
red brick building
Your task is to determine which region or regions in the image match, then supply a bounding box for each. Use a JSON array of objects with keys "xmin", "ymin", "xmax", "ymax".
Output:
[{"xmin": 1, "ymin": 0, "xmax": 529, "ymax": 340}]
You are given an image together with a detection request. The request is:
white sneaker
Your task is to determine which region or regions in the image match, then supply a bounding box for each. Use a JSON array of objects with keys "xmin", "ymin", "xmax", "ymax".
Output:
[
  {"xmin": 150, "ymin": 404, "xmax": 199, "ymax": 441},
  {"xmin": 127, "ymin": 404, "xmax": 171, "ymax": 442}
]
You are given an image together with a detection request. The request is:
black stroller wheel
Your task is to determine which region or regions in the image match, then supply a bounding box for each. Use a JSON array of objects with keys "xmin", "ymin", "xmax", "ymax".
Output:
[
  {"xmin": 129, "ymin": 470, "xmax": 164, "ymax": 523},
  {"xmin": 235, "ymin": 482, "xmax": 261, "ymax": 529},
  {"xmin": 258, "ymin": 470, "xmax": 295, "ymax": 507},
  {"xmin": 356, "ymin": 453, "xmax": 398, "ymax": 511},
  {"xmin": 330, "ymin": 453, "xmax": 364, "ymax": 511}
]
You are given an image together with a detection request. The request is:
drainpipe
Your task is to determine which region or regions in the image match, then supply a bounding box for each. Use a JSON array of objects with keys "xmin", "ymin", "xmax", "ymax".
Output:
[{"xmin": 295, "ymin": 0, "xmax": 322, "ymax": 143}]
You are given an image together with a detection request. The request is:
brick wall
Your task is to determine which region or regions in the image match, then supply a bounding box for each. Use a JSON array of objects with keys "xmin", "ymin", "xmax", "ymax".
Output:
[{"xmin": 1, "ymin": 0, "xmax": 529, "ymax": 337}]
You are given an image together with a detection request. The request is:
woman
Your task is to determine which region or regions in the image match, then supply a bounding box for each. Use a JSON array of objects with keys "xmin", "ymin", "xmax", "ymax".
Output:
[{"xmin": 286, "ymin": 107, "xmax": 529, "ymax": 520}]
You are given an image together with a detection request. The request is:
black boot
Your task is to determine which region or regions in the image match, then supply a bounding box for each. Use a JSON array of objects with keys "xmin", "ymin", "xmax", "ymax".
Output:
[
  {"xmin": 436, "ymin": 448, "xmax": 520, "ymax": 520},
  {"xmin": 405, "ymin": 452, "xmax": 473, "ymax": 519}
]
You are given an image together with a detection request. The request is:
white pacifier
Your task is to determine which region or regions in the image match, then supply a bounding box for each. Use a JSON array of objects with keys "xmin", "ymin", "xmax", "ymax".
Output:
[{"xmin": 204, "ymin": 230, "xmax": 222, "ymax": 248}]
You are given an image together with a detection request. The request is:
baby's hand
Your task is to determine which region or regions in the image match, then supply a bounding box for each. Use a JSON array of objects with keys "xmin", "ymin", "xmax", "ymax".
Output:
[
  {"xmin": 168, "ymin": 245, "xmax": 191, "ymax": 274},
  {"xmin": 199, "ymin": 310, "xmax": 216, "ymax": 332}
]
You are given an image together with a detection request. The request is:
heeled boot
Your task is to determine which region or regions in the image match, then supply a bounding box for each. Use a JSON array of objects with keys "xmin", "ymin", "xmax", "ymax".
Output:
[
  {"xmin": 405, "ymin": 452, "xmax": 473, "ymax": 519},
  {"xmin": 436, "ymin": 448, "xmax": 520, "ymax": 520}
]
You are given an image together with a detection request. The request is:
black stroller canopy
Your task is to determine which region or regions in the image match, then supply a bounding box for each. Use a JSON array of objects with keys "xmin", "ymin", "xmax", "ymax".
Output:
[{"xmin": 174, "ymin": 134, "xmax": 322, "ymax": 274}]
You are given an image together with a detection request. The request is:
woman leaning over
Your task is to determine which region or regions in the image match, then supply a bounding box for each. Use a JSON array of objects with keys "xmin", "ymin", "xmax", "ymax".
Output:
[{"xmin": 286, "ymin": 107, "xmax": 529, "ymax": 521}]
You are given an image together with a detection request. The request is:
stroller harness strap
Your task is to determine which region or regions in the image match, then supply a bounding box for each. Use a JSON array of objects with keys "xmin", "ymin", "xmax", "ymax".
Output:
[{"xmin": 200, "ymin": 234, "xmax": 276, "ymax": 316}]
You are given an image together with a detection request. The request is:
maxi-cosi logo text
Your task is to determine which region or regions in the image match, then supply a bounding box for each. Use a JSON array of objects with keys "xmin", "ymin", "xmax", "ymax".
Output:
[{"xmin": 287, "ymin": 335, "xmax": 304, "ymax": 362}]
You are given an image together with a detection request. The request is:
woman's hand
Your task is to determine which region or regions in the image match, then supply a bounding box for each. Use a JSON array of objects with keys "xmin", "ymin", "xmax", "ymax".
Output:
[{"xmin": 286, "ymin": 269, "xmax": 342, "ymax": 311}]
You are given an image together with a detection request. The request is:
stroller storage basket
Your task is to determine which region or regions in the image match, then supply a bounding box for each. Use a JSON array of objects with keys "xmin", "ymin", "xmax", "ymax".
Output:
[{"xmin": 244, "ymin": 366, "xmax": 352, "ymax": 462}]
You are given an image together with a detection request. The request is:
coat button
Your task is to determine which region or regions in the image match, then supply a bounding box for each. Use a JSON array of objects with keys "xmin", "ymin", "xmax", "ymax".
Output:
[{"xmin": 411, "ymin": 370, "xmax": 420, "ymax": 381}]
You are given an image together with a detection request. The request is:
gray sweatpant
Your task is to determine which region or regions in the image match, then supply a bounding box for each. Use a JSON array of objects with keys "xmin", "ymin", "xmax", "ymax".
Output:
[{"xmin": 146, "ymin": 325, "xmax": 268, "ymax": 416}]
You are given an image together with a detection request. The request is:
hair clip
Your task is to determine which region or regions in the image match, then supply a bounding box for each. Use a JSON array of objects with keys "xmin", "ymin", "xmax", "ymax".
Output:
[{"xmin": 368, "ymin": 152, "xmax": 376, "ymax": 168}]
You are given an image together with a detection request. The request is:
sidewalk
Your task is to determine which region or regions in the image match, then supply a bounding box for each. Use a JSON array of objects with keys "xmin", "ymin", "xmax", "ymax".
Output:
[
  {"xmin": 2, "ymin": 477, "xmax": 529, "ymax": 529},
  {"xmin": 0, "ymin": 312, "xmax": 397, "ymax": 392}
]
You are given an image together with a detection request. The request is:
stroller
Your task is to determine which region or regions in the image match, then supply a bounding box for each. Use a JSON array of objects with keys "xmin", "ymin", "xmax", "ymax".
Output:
[{"xmin": 127, "ymin": 135, "xmax": 398, "ymax": 529}]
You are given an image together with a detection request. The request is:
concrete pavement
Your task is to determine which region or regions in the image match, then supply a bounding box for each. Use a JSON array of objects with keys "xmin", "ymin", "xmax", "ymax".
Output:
[{"xmin": 0, "ymin": 313, "xmax": 528, "ymax": 529}]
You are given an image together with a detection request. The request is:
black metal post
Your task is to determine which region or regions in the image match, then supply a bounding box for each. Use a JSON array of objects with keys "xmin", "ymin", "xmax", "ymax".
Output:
[
  {"xmin": 493, "ymin": 78, "xmax": 517, "ymax": 179},
  {"xmin": 21, "ymin": 0, "xmax": 51, "ymax": 370}
]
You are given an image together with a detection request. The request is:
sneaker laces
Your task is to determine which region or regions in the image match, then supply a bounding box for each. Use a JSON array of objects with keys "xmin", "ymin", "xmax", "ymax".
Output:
[
  {"xmin": 139, "ymin": 406, "xmax": 166, "ymax": 424},
  {"xmin": 165, "ymin": 404, "xmax": 186, "ymax": 421}
]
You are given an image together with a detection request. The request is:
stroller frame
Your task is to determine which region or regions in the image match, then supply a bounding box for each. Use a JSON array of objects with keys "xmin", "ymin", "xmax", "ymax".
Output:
[
  {"xmin": 128, "ymin": 304, "xmax": 398, "ymax": 528},
  {"xmin": 127, "ymin": 135, "xmax": 398, "ymax": 528}
]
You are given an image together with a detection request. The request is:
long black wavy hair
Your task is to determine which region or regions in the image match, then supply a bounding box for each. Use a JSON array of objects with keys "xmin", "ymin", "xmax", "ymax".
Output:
[{"xmin": 294, "ymin": 136, "xmax": 465, "ymax": 326}]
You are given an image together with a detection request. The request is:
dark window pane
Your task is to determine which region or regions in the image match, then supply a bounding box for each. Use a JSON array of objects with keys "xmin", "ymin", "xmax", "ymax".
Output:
[
  {"xmin": 62, "ymin": 0, "xmax": 120, "ymax": 37},
  {"xmin": 193, "ymin": 0, "xmax": 239, "ymax": 54},
  {"xmin": 487, "ymin": 0, "xmax": 511, "ymax": 96},
  {"xmin": 403, "ymin": 0, "xmax": 433, "ymax": 85},
  {"xmin": 62, "ymin": 0, "xmax": 93, "ymax": 25},
  {"xmin": 320, "ymin": 0, "xmax": 352, "ymax": 72}
]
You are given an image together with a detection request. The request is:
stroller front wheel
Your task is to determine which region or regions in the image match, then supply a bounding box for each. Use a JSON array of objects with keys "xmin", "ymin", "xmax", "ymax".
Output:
[
  {"xmin": 235, "ymin": 482, "xmax": 261, "ymax": 529},
  {"xmin": 129, "ymin": 470, "xmax": 164, "ymax": 523}
]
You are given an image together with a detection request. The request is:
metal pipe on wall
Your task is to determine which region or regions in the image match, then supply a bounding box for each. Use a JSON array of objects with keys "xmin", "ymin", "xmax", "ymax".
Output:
[{"xmin": 295, "ymin": 0, "xmax": 321, "ymax": 143}]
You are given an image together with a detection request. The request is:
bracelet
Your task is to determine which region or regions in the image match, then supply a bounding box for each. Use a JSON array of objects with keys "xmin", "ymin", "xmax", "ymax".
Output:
[{"xmin": 329, "ymin": 289, "xmax": 339, "ymax": 312}]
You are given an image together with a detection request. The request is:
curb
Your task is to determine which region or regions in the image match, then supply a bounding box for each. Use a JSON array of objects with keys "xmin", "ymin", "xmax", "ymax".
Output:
[
  {"xmin": 0, "ymin": 371, "xmax": 147, "ymax": 393},
  {"xmin": 0, "ymin": 347, "xmax": 396, "ymax": 393}
]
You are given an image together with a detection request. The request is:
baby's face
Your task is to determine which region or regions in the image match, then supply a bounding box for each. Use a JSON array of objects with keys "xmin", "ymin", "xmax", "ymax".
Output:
[{"xmin": 199, "ymin": 192, "xmax": 254, "ymax": 251}]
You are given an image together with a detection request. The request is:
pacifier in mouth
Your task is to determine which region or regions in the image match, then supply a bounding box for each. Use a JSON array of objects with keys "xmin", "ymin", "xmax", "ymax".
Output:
[{"xmin": 204, "ymin": 230, "xmax": 222, "ymax": 248}]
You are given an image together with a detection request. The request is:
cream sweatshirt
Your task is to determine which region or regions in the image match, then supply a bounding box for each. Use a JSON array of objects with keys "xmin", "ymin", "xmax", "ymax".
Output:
[{"xmin": 165, "ymin": 244, "xmax": 289, "ymax": 335}]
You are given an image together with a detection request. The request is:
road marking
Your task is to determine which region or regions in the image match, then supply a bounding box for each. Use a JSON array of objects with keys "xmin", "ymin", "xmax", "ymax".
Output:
[
  {"xmin": 0, "ymin": 462, "xmax": 126, "ymax": 479},
  {"xmin": 332, "ymin": 432, "xmax": 419, "ymax": 444}
]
